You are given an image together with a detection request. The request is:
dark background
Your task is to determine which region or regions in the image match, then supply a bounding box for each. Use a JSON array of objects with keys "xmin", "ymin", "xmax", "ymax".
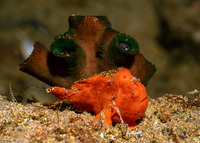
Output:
[{"xmin": 0, "ymin": 0, "xmax": 199, "ymax": 103}]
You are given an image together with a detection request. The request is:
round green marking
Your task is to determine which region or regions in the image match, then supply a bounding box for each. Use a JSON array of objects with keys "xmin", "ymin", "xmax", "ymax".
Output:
[
  {"xmin": 50, "ymin": 35, "xmax": 80, "ymax": 60},
  {"xmin": 115, "ymin": 34, "xmax": 139, "ymax": 55},
  {"xmin": 50, "ymin": 33, "xmax": 86, "ymax": 73}
]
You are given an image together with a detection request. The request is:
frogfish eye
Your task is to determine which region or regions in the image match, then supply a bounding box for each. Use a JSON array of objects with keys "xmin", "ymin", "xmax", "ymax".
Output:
[{"xmin": 115, "ymin": 34, "xmax": 139, "ymax": 55}]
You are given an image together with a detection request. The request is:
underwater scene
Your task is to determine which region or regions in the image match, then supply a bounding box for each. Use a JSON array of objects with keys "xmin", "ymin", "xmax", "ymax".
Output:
[{"xmin": 0, "ymin": 0, "xmax": 199, "ymax": 142}]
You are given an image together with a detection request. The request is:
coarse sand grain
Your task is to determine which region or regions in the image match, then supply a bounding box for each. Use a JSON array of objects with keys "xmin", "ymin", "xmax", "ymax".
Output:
[{"xmin": 0, "ymin": 90, "xmax": 199, "ymax": 142}]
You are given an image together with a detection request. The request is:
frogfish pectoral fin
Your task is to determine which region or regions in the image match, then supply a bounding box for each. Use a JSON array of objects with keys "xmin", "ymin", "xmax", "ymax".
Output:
[
  {"xmin": 93, "ymin": 107, "xmax": 113, "ymax": 127},
  {"xmin": 46, "ymin": 86, "xmax": 76, "ymax": 100}
]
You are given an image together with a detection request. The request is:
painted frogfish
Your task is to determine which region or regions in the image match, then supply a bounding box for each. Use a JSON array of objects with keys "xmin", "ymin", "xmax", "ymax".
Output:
[{"xmin": 47, "ymin": 68, "xmax": 149, "ymax": 130}]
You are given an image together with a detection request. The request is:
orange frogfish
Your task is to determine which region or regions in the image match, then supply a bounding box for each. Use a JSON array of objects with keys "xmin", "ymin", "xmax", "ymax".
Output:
[{"xmin": 47, "ymin": 68, "xmax": 149, "ymax": 130}]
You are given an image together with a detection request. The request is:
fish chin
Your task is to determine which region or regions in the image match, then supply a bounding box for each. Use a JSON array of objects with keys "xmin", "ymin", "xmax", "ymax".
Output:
[{"xmin": 139, "ymin": 96, "xmax": 149, "ymax": 110}]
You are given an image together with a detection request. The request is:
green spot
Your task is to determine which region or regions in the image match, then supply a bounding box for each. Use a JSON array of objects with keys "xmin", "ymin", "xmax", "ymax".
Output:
[
  {"xmin": 50, "ymin": 34, "xmax": 86, "ymax": 72},
  {"xmin": 115, "ymin": 34, "xmax": 139, "ymax": 55},
  {"xmin": 50, "ymin": 36, "xmax": 78, "ymax": 58}
]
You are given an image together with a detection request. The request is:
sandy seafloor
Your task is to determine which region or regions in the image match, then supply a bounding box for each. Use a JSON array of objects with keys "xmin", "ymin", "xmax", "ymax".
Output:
[{"xmin": 0, "ymin": 90, "xmax": 199, "ymax": 143}]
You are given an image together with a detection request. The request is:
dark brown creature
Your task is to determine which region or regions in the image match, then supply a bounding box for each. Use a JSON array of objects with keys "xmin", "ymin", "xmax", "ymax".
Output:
[{"xmin": 19, "ymin": 15, "xmax": 156, "ymax": 88}]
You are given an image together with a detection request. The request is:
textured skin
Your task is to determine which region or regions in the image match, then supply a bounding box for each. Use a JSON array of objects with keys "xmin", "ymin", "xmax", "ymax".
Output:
[
  {"xmin": 19, "ymin": 15, "xmax": 156, "ymax": 89},
  {"xmin": 47, "ymin": 68, "xmax": 149, "ymax": 130}
]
